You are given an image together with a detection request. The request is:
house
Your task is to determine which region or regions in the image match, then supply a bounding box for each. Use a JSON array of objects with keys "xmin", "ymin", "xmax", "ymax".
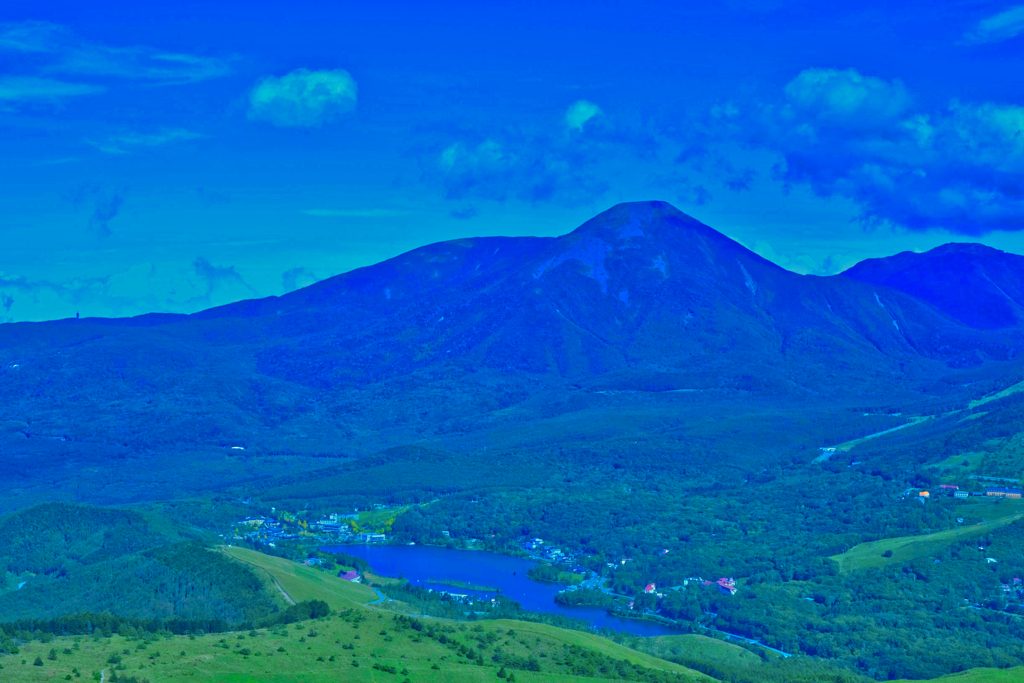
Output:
[
  {"xmin": 715, "ymin": 578, "xmax": 737, "ymax": 595},
  {"xmin": 919, "ymin": 491, "xmax": 930, "ymax": 498},
  {"xmin": 356, "ymin": 532, "xmax": 386, "ymax": 543},
  {"xmin": 987, "ymin": 558, "xmax": 998, "ymax": 564},
  {"xmin": 660, "ymin": 549, "xmax": 670, "ymax": 555},
  {"xmin": 985, "ymin": 486, "xmax": 1022, "ymax": 498},
  {"xmin": 644, "ymin": 583, "xmax": 656, "ymax": 594},
  {"xmin": 304, "ymin": 558, "xmax": 321, "ymax": 567},
  {"xmin": 954, "ymin": 491, "xmax": 969, "ymax": 499},
  {"xmin": 339, "ymin": 570, "xmax": 360, "ymax": 582}
]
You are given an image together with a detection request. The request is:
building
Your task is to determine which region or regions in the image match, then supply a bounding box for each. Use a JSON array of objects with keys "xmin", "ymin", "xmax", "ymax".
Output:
[
  {"xmin": 1007, "ymin": 488, "xmax": 1023, "ymax": 499},
  {"xmin": 339, "ymin": 570, "xmax": 360, "ymax": 582},
  {"xmin": 356, "ymin": 532, "xmax": 386, "ymax": 543},
  {"xmin": 715, "ymin": 578, "xmax": 737, "ymax": 595},
  {"xmin": 939, "ymin": 485, "xmax": 959, "ymax": 491},
  {"xmin": 954, "ymin": 490, "xmax": 969, "ymax": 499},
  {"xmin": 919, "ymin": 491, "xmax": 930, "ymax": 498},
  {"xmin": 644, "ymin": 583, "xmax": 656, "ymax": 594}
]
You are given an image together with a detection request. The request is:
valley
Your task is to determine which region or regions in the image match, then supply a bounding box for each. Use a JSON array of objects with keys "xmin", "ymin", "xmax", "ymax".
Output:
[{"xmin": 3, "ymin": 203, "xmax": 1024, "ymax": 682}]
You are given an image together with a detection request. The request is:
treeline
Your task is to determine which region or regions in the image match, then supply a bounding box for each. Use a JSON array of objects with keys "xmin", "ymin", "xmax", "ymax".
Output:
[{"xmin": 0, "ymin": 599, "xmax": 331, "ymax": 656}]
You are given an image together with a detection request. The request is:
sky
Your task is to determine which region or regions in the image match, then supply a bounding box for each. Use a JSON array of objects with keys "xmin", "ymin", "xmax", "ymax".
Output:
[{"xmin": 1, "ymin": 0, "xmax": 1023, "ymax": 322}]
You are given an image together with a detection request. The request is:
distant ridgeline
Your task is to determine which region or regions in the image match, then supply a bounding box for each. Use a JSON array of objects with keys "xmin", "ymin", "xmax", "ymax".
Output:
[{"xmin": 0, "ymin": 503, "xmax": 283, "ymax": 627}]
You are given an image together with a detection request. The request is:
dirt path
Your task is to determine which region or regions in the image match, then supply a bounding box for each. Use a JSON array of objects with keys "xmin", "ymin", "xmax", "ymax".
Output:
[{"xmin": 272, "ymin": 577, "xmax": 296, "ymax": 606}]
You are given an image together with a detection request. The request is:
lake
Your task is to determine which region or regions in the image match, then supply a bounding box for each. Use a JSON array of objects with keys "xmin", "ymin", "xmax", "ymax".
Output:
[{"xmin": 323, "ymin": 543, "xmax": 681, "ymax": 637}]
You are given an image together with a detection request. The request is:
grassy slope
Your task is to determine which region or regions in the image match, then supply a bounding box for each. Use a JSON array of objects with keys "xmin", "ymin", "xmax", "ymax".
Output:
[
  {"xmin": 219, "ymin": 546, "xmax": 379, "ymax": 607},
  {"xmin": 898, "ymin": 668, "xmax": 1024, "ymax": 682},
  {"xmin": 218, "ymin": 545, "xmax": 709, "ymax": 679},
  {"xmin": 833, "ymin": 416, "xmax": 931, "ymax": 451},
  {"xmin": 969, "ymin": 380, "xmax": 1024, "ymax": 409},
  {"xmin": 1, "ymin": 547, "xmax": 712, "ymax": 683},
  {"xmin": 830, "ymin": 502, "xmax": 1024, "ymax": 572},
  {"xmin": 639, "ymin": 634, "xmax": 761, "ymax": 670}
]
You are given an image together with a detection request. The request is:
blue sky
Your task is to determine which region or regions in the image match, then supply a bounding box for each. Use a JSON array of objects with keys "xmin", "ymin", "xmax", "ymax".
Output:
[{"xmin": 2, "ymin": 0, "xmax": 1023, "ymax": 321}]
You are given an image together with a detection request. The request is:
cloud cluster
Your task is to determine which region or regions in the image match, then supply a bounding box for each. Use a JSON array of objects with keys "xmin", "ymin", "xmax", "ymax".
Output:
[
  {"xmin": 566, "ymin": 100, "xmax": 602, "ymax": 131},
  {"xmin": 88, "ymin": 191, "xmax": 125, "ymax": 238},
  {"xmin": 0, "ymin": 21, "xmax": 230, "ymax": 84},
  {"xmin": 64, "ymin": 183, "xmax": 128, "ymax": 238},
  {"xmin": 434, "ymin": 135, "xmax": 610, "ymax": 205},
  {"xmin": 719, "ymin": 67, "xmax": 1024, "ymax": 234},
  {"xmin": 961, "ymin": 5, "xmax": 1024, "ymax": 45},
  {"xmin": 248, "ymin": 68, "xmax": 357, "ymax": 127},
  {"xmin": 0, "ymin": 258, "xmax": 260, "ymax": 322},
  {"xmin": 281, "ymin": 267, "xmax": 319, "ymax": 293},
  {"xmin": 193, "ymin": 257, "xmax": 257, "ymax": 299}
]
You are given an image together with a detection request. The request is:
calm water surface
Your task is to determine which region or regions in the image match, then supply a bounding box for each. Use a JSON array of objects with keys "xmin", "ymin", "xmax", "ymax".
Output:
[{"xmin": 324, "ymin": 544, "xmax": 679, "ymax": 637}]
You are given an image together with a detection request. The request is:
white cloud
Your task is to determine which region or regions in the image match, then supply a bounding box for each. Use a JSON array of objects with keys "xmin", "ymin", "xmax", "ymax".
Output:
[
  {"xmin": 87, "ymin": 128, "xmax": 205, "ymax": 155},
  {"xmin": 301, "ymin": 208, "xmax": 410, "ymax": 217},
  {"xmin": 962, "ymin": 5, "xmax": 1024, "ymax": 45},
  {"xmin": 566, "ymin": 100, "xmax": 603, "ymax": 131},
  {"xmin": 0, "ymin": 21, "xmax": 230, "ymax": 83},
  {"xmin": 727, "ymin": 67, "xmax": 1024, "ymax": 233},
  {"xmin": 782, "ymin": 68, "xmax": 911, "ymax": 129},
  {"xmin": 248, "ymin": 68, "xmax": 357, "ymax": 128},
  {"xmin": 0, "ymin": 75, "xmax": 103, "ymax": 101}
]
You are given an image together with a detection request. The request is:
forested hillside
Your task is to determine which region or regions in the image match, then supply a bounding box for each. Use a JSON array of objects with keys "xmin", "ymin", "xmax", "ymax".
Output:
[{"xmin": 0, "ymin": 503, "xmax": 280, "ymax": 623}]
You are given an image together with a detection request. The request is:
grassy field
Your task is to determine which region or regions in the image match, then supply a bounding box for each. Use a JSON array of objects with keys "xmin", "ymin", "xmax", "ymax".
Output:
[
  {"xmin": 638, "ymin": 634, "xmax": 761, "ymax": 670},
  {"xmin": 219, "ymin": 545, "xmax": 380, "ymax": 607},
  {"xmin": 969, "ymin": 380, "xmax": 1024, "ymax": 409},
  {"xmin": 0, "ymin": 610, "xmax": 705, "ymax": 683},
  {"xmin": 833, "ymin": 416, "xmax": 931, "ymax": 452},
  {"xmin": 830, "ymin": 503, "xmax": 1024, "ymax": 573},
  {"xmin": 353, "ymin": 506, "xmax": 411, "ymax": 533},
  {"xmin": 899, "ymin": 667, "xmax": 1024, "ymax": 682}
]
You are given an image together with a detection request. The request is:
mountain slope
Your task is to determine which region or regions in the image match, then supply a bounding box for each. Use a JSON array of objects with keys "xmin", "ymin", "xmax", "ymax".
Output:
[
  {"xmin": 1, "ymin": 201, "xmax": 1023, "ymax": 508},
  {"xmin": 842, "ymin": 243, "xmax": 1024, "ymax": 330}
]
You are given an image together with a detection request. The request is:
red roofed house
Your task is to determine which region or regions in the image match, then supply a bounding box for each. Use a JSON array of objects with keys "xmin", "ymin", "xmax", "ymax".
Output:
[
  {"xmin": 716, "ymin": 578, "xmax": 737, "ymax": 595},
  {"xmin": 339, "ymin": 570, "xmax": 360, "ymax": 582},
  {"xmin": 644, "ymin": 583, "xmax": 656, "ymax": 594}
]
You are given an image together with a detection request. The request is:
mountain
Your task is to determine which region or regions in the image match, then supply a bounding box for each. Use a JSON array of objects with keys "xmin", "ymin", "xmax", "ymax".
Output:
[
  {"xmin": 843, "ymin": 243, "xmax": 1024, "ymax": 330},
  {"xmin": 1, "ymin": 201, "xmax": 1023, "ymax": 509}
]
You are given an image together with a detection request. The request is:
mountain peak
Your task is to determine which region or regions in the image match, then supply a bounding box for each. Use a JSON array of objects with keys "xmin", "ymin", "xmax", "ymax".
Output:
[{"xmin": 569, "ymin": 201, "xmax": 703, "ymax": 241}]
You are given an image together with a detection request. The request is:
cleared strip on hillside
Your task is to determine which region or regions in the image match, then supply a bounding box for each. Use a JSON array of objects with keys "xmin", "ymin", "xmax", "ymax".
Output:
[
  {"xmin": 219, "ymin": 545, "xmax": 379, "ymax": 607},
  {"xmin": 969, "ymin": 380, "xmax": 1024, "ymax": 409},
  {"xmin": 830, "ymin": 506, "xmax": 1024, "ymax": 573}
]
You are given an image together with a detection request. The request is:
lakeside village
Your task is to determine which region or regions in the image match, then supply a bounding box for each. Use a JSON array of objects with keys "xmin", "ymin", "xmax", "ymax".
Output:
[{"xmin": 225, "ymin": 506, "xmax": 740, "ymax": 622}]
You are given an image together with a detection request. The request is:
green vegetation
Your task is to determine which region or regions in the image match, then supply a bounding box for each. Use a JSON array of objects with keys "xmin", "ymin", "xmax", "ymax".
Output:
[
  {"xmin": 527, "ymin": 564, "xmax": 585, "ymax": 585},
  {"xmin": 428, "ymin": 578, "xmax": 500, "ymax": 592},
  {"xmin": 830, "ymin": 502, "xmax": 1024, "ymax": 572},
  {"xmin": 0, "ymin": 504, "xmax": 280, "ymax": 624},
  {"xmin": 218, "ymin": 546, "xmax": 379, "ymax": 608},
  {"xmin": 969, "ymin": 380, "xmax": 1024, "ymax": 409}
]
